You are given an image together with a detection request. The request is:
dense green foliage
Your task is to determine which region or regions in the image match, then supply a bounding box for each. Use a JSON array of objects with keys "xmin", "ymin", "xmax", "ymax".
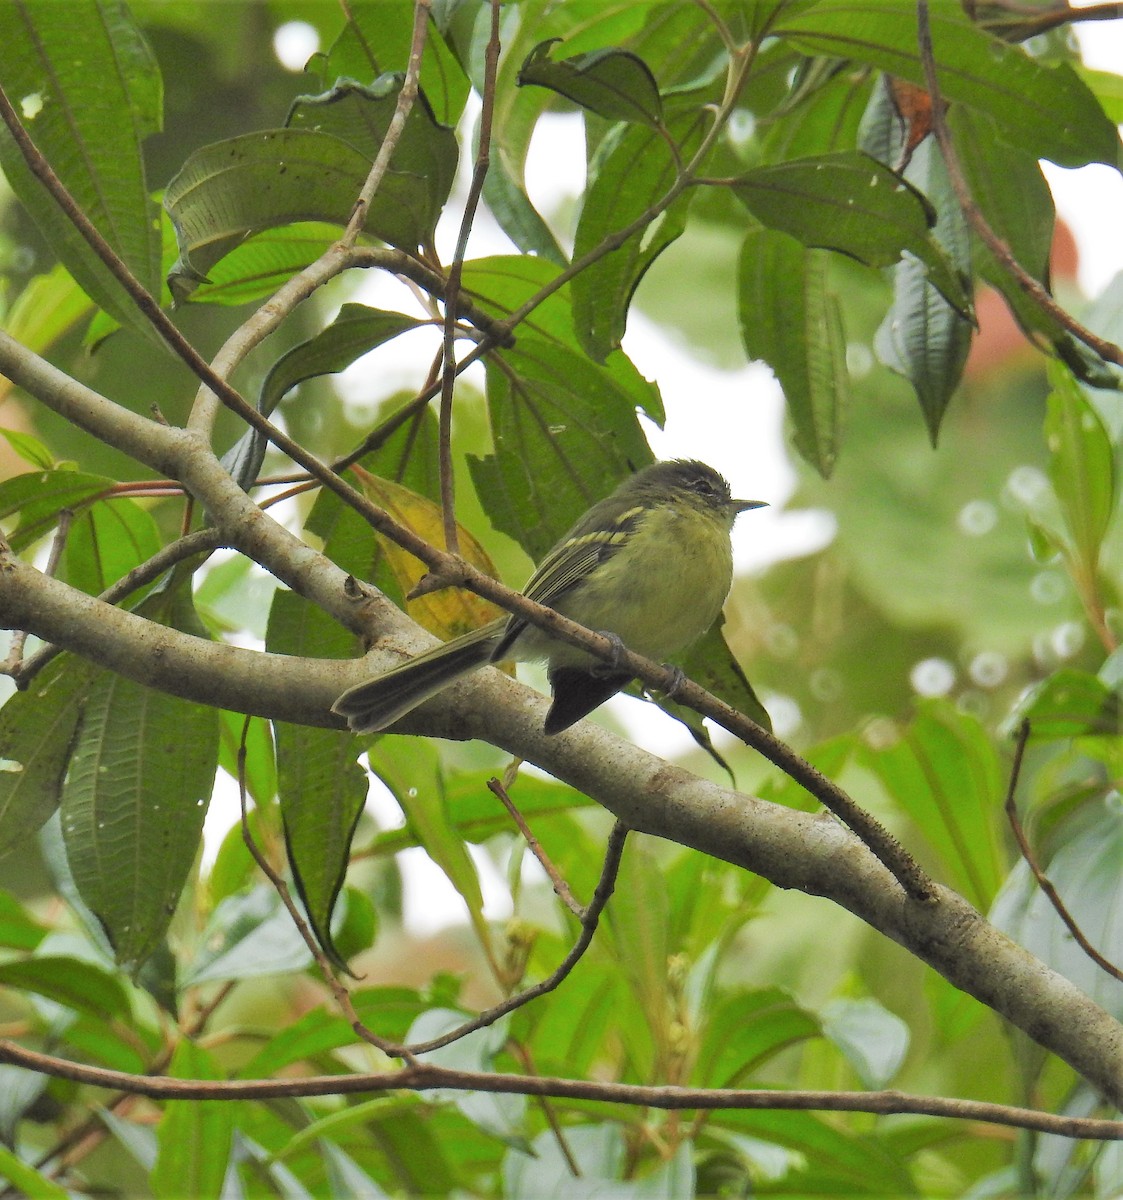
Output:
[{"xmin": 0, "ymin": 0, "xmax": 1121, "ymax": 1195}]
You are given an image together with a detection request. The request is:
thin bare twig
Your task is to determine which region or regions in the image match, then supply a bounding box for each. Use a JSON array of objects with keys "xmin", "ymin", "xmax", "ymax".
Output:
[
  {"xmin": 1005, "ymin": 720, "xmax": 1123, "ymax": 984},
  {"xmin": 20, "ymin": 978, "xmax": 238, "ymax": 1189},
  {"xmin": 510, "ymin": 1040, "xmax": 582, "ymax": 1177},
  {"xmin": 404, "ymin": 822, "xmax": 629, "ymax": 1055},
  {"xmin": 236, "ymin": 717, "xmax": 417, "ymax": 1063},
  {"xmin": 488, "ymin": 776, "xmax": 583, "ymax": 917},
  {"xmin": 916, "ymin": 0, "xmax": 1123, "ymax": 368},
  {"xmin": 342, "ymin": 0, "xmax": 432, "ymax": 248},
  {"xmin": 4, "ymin": 1037, "xmax": 1123, "ymax": 1139},
  {"xmin": 437, "ymin": 0, "xmax": 502, "ymax": 556},
  {"xmin": 976, "ymin": 1, "xmax": 1123, "ymax": 39}
]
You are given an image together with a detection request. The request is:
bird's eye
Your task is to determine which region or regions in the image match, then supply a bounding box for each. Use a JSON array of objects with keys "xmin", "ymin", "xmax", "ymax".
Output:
[{"xmin": 689, "ymin": 473, "xmax": 723, "ymax": 498}]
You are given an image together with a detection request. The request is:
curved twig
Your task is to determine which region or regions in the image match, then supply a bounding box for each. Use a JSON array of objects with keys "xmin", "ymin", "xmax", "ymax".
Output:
[
  {"xmin": 403, "ymin": 822, "xmax": 629, "ymax": 1055},
  {"xmin": 1005, "ymin": 720, "xmax": 1123, "ymax": 984}
]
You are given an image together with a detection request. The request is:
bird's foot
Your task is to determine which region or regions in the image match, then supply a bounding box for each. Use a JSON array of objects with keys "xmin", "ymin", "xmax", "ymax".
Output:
[
  {"xmin": 590, "ymin": 631, "xmax": 627, "ymax": 676},
  {"xmin": 661, "ymin": 664, "xmax": 687, "ymax": 699}
]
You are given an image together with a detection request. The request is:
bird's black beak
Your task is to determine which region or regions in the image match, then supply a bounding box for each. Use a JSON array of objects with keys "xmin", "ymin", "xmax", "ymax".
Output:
[{"xmin": 733, "ymin": 499, "xmax": 768, "ymax": 514}]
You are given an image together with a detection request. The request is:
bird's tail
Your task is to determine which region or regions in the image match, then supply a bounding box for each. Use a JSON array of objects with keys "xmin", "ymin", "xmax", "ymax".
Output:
[{"xmin": 332, "ymin": 621, "xmax": 504, "ymax": 733}]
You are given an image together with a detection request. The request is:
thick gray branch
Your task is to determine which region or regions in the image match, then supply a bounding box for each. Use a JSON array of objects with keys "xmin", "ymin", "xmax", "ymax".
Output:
[{"xmin": 2, "ymin": 333, "xmax": 1122, "ymax": 1106}]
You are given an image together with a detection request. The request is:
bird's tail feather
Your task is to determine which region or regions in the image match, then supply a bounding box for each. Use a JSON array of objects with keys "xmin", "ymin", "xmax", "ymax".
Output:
[{"xmin": 333, "ymin": 621, "xmax": 504, "ymax": 733}]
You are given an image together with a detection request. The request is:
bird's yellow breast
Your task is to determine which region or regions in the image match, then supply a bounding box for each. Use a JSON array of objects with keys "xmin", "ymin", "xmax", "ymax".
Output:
[{"xmin": 541, "ymin": 503, "xmax": 735, "ymax": 668}]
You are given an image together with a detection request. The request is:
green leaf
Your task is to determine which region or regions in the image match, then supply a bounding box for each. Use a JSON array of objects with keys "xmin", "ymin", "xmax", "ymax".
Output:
[
  {"xmin": 1044, "ymin": 362, "xmax": 1116, "ymax": 579},
  {"xmin": 461, "ymin": 1, "xmax": 649, "ymax": 262},
  {"xmin": 408, "ymin": 1009, "xmax": 528, "ymax": 1148},
  {"xmin": 820, "ymin": 997, "xmax": 909, "ymax": 1088},
  {"xmin": 152, "ymin": 1040, "xmax": 234, "ymax": 1200},
  {"xmin": 469, "ymin": 335, "xmax": 659, "ymax": 561},
  {"xmin": 36, "ymin": 814, "xmax": 113, "ymax": 960},
  {"xmin": 352, "ymin": 985, "xmax": 432, "ymax": 1044},
  {"xmin": 0, "ymin": 656, "xmax": 98, "ymax": 856},
  {"xmin": 0, "ymin": 1145, "xmax": 71, "ymax": 1199},
  {"xmin": 0, "ymin": 427, "xmax": 53, "ymax": 470},
  {"xmin": 165, "ymin": 129, "xmax": 372, "ymax": 302},
  {"xmin": 952, "ymin": 106, "xmax": 1054, "ymax": 284},
  {"xmin": 990, "ymin": 794, "xmax": 1123, "ymax": 1014},
  {"xmin": 772, "ymin": 0, "xmax": 1122, "ymax": 169},
  {"xmin": 285, "ymin": 77, "xmax": 457, "ymax": 191},
  {"xmin": 603, "ymin": 840, "xmax": 670, "ymax": 1067},
  {"xmin": 518, "ymin": 40, "xmax": 663, "ymax": 128},
  {"xmin": 738, "ymin": 228, "xmax": 848, "ymax": 477},
  {"xmin": 0, "ymin": 955, "xmax": 128, "ymax": 1019},
  {"xmin": 0, "ymin": 263, "xmax": 95, "ymax": 353},
  {"xmin": 0, "ymin": 0, "xmax": 164, "ymax": 336},
  {"xmin": 63, "ymin": 496, "xmax": 163, "ymax": 596},
  {"xmin": 322, "ymin": 1141, "xmax": 393, "ymax": 1199},
  {"xmin": 0, "ymin": 1065, "xmax": 49, "ymax": 1151},
  {"xmin": 184, "ymin": 886, "xmax": 313, "ymax": 985},
  {"xmin": 695, "ymin": 988, "xmax": 821, "ymax": 1087},
  {"xmin": 731, "ymin": 151, "xmax": 970, "ymax": 316},
  {"xmin": 668, "ymin": 619, "xmax": 772, "ymax": 733},
  {"xmin": 0, "ymin": 469, "xmax": 111, "ymax": 552},
  {"xmin": 863, "ymin": 701, "xmax": 1006, "ymax": 910},
  {"xmin": 267, "ymin": 587, "xmax": 368, "ymax": 975},
  {"xmin": 278, "ymin": 726, "xmax": 367, "ymax": 976},
  {"xmin": 182, "ymin": 221, "xmax": 341, "ymax": 307},
  {"xmin": 203, "ymin": 805, "xmax": 258, "ymax": 907},
  {"xmin": 166, "ymin": 77, "xmax": 458, "ymax": 301},
  {"xmin": 460, "ymin": 254, "xmax": 575, "ymax": 344},
  {"xmin": 0, "ymin": 890, "xmax": 47, "ymax": 951},
  {"xmin": 1014, "ymin": 669, "xmax": 1121, "ymax": 740},
  {"xmin": 61, "ymin": 1014, "xmax": 148, "ymax": 1075},
  {"xmin": 944, "ymin": 107, "xmax": 1117, "ymax": 383},
  {"xmin": 224, "ymin": 302, "xmax": 425, "ymax": 488},
  {"xmin": 873, "ymin": 135, "xmax": 973, "ymax": 443},
  {"xmin": 506, "ymin": 1127, "xmax": 693, "ymax": 1197},
  {"xmin": 216, "ymin": 712, "xmax": 275, "ymax": 811},
  {"xmin": 314, "ymin": 0, "xmax": 471, "ymax": 128},
  {"xmin": 236, "ymin": 1004, "xmax": 359, "ymax": 1078},
  {"xmin": 367, "ymin": 739, "xmax": 493, "ymax": 957},
  {"xmin": 760, "ymin": 56, "xmax": 871, "ymax": 165},
  {"xmin": 368, "ymin": 771, "xmax": 592, "ymax": 857},
  {"xmin": 571, "ymin": 118, "xmax": 694, "ymax": 360},
  {"xmin": 1080, "ymin": 65, "xmax": 1123, "ymax": 125},
  {"xmin": 98, "ymin": 1106, "xmax": 158, "ymax": 1171},
  {"xmin": 261, "ymin": 304, "xmax": 426, "ymax": 417},
  {"xmin": 709, "ymin": 1108, "xmax": 916, "ymax": 1193},
  {"xmin": 60, "ymin": 587, "xmax": 219, "ymax": 970}
]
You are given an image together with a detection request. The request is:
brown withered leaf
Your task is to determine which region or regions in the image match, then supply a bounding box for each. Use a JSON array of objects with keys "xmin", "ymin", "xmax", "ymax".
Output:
[{"xmin": 887, "ymin": 77, "xmax": 938, "ymax": 164}]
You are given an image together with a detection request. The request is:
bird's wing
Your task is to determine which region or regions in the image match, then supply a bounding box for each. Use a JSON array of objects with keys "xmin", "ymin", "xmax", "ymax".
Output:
[{"xmin": 491, "ymin": 507, "xmax": 643, "ymax": 661}]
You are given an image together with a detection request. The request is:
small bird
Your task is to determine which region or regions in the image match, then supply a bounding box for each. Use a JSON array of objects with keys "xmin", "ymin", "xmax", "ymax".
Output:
[{"xmin": 332, "ymin": 459, "xmax": 765, "ymax": 736}]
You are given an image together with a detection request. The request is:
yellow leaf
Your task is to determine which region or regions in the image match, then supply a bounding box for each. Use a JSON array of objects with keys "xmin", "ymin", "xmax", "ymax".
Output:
[{"xmin": 349, "ymin": 465, "xmax": 504, "ymax": 641}]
